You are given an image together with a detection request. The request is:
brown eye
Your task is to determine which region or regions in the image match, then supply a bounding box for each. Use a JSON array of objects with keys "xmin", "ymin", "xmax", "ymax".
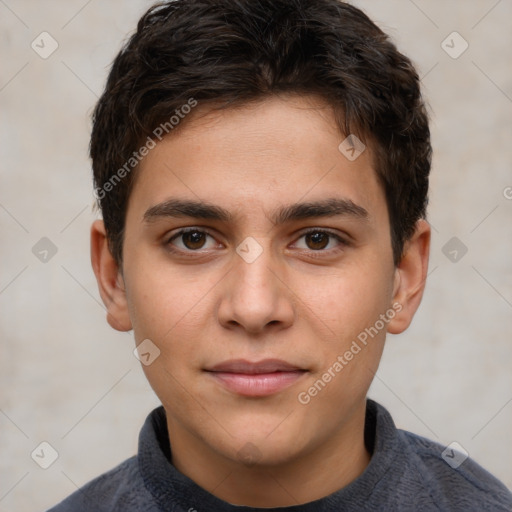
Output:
[
  {"xmin": 293, "ymin": 229, "xmax": 348, "ymax": 255},
  {"xmin": 305, "ymin": 232, "xmax": 330, "ymax": 250},
  {"xmin": 167, "ymin": 228, "xmax": 217, "ymax": 252},
  {"xmin": 181, "ymin": 230, "xmax": 207, "ymax": 250}
]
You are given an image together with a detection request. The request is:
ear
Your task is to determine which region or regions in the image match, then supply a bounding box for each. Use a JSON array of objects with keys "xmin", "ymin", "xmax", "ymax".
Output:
[
  {"xmin": 90, "ymin": 220, "xmax": 132, "ymax": 332},
  {"xmin": 387, "ymin": 219, "xmax": 431, "ymax": 334}
]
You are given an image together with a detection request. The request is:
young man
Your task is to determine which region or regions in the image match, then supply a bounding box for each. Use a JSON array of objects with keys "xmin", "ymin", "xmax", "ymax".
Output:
[{"xmin": 49, "ymin": 0, "xmax": 512, "ymax": 510}]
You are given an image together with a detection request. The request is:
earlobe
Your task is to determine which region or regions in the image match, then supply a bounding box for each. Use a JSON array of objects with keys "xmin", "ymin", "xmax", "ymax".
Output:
[
  {"xmin": 90, "ymin": 220, "xmax": 132, "ymax": 332},
  {"xmin": 387, "ymin": 220, "xmax": 431, "ymax": 335}
]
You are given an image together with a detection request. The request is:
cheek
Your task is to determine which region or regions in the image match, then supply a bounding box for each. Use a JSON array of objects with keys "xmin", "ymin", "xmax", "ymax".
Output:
[
  {"xmin": 125, "ymin": 263, "xmax": 218, "ymax": 393},
  {"xmin": 324, "ymin": 267, "xmax": 393, "ymax": 379},
  {"xmin": 125, "ymin": 256, "xmax": 213, "ymax": 340},
  {"xmin": 293, "ymin": 261, "xmax": 393, "ymax": 402},
  {"xmin": 296, "ymin": 260, "xmax": 394, "ymax": 340}
]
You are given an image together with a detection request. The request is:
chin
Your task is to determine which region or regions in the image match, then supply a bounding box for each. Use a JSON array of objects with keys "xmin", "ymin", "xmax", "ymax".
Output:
[
  {"xmin": 230, "ymin": 439, "xmax": 303, "ymax": 468},
  {"xmin": 213, "ymin": 421, "xmax": 309, "ymax": 468}
]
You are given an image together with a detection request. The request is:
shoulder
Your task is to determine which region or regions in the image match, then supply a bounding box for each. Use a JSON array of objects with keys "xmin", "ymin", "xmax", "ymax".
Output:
[
  {"xmin": 397, "ymin": 428, "xmax": 512, "ymax": 511},
  {"xmin": 46, "ymin": 456, "xmax": 158, "ymax": 512}
]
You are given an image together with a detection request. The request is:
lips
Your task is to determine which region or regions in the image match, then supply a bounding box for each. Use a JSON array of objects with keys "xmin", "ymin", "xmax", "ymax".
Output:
[{"xmin": 205, "ymin": 359, "xmax": 307, "ymax": 397}]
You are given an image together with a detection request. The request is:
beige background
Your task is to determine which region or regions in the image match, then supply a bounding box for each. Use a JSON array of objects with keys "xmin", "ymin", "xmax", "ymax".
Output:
[{"xmin": 1, "ymin": 0, "xmax": 511, "ymax": 510}]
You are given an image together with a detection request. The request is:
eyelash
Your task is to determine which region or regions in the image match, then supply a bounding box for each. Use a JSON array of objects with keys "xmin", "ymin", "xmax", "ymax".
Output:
[{"xmin": 164, "ymin": 227, "xmax": 349, "ymax": 257}]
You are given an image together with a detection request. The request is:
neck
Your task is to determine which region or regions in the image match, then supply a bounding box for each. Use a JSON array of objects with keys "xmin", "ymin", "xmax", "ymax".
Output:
[{"xmin": 166, "ymin": 402, "xmax": 371, "ymax": 507}]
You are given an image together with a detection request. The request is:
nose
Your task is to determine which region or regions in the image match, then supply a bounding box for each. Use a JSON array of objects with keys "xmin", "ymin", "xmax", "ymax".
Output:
[{"xmin": 217, "ymin": 240, "xmax": 295, "ymax": 335}]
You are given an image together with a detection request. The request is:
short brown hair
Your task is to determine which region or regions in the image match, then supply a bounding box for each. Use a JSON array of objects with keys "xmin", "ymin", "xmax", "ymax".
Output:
[{"xmin": 90, "ymin": 0, "xmax": 431, "ymax": 266}]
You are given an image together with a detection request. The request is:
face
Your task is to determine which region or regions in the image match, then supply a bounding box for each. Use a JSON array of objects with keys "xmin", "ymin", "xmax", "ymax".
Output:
[{"xmin": 93, "ymin": 94, "xmax": 428, "ymax": 474}]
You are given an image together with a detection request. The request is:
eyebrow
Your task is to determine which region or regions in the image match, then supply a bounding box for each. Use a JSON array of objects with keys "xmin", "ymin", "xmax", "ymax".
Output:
[{"xmin": 143, "ymin": 197, "xmax": 368, "ymax": 226}]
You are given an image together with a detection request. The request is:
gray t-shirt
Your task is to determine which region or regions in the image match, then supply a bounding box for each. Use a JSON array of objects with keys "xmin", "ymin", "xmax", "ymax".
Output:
[{"xmin": 47, "ymin": 399, "xmax": 512, "ymax": 511}]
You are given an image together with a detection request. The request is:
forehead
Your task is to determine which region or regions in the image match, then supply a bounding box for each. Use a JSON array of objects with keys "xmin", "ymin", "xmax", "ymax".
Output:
[{"xmin": 127, "ymin": 95, "xmax": 386, "ymax": 225}]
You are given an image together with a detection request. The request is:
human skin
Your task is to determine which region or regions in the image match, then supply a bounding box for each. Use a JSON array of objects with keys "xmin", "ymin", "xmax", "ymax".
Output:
[{"xmin": 91, "ymin": 94, "xmax": 430, "ymax": 507}]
